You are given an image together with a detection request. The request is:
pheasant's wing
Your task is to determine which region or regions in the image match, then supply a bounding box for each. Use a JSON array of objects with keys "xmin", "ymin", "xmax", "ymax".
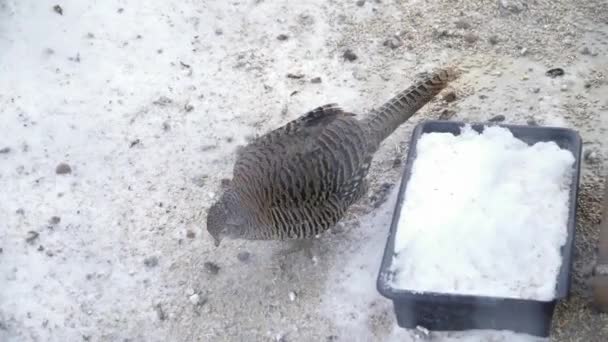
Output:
[
  {"xmin": 236, "ymin": 104, "xmax": 347, "ymax": 157},
  {"xmin": 233, "ymin": 104, "xmax": 365, "ymax": 208}
]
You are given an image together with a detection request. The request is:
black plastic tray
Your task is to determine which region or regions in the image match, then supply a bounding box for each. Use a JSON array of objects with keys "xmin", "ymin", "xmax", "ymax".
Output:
[{"xmin": 376, "ymin": 120, "xmax": 582, "ymax": 337}]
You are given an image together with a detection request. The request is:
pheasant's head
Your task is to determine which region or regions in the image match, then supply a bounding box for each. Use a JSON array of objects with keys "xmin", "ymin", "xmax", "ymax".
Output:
[{"xmin": 206, "ymin": 189, "xmax": 246, "ymax": 247}]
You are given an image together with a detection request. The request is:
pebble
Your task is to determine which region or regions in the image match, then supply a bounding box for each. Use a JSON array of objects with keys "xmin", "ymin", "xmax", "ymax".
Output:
[
  {"xmin": 184, "ymin": 104, "xmax": 194, "ymax": 112},
  {"xmin": 214, "ymin": 28, "xmax": 223, "ymax": 35},
  {"xmin": 579, "ymin": 46, "xmax": 591, "ymax": 55},
  {"xmin": 144, "ymin": 256, "xmax": 159, "ymax": 268},
  {"xmin": 526, "ymin": 118, "xmax": 538, "ymax": 126},
  {"xmin": 383, "ymin": 36, "xmax": 402, "ymax": 49},
  {"xmin": 0, "ymin": 147, "xmax": 10, "ymax": 154},
  {"xmin": 53, "ymin": 5, "xmax": 63, "ymax": 15},
  {"xmin": 204, "ymin": 261, "xmax": 220, "ymax": 275},
  {"xmin": 342, "ymin": 49, "xmax": 358, "ymax": 61},
  {"xmin": 463, "ymin": 33, "xmax": 478, "ymax": 43},
  {"xmin": 155, "ymin": 303, "xmax": 167, "ymax": 321},
  {"xmin": 488, "ymin": 36, "xmax": 499, "ymax": 45},
  {"xmin": 55, "ymin": 163, "xmax": 72, "ymax": 175},
  {"xmin": 26, "ymin": 231, "xmax": 39, "ymax": 244},
  {"xmin": 189, "ymin": 293, "xmax": 201, "ymax": 305},
  {"xmin": 488, "ymin": 114, "xmax": 506, "ymax": 123},
  {"xmin": 522, "ymin": 74, "xmax": 529, "ymax": 81},
  {"xmin": 454, "ymin": 20, "xmax": 471, "ymax": 29},
  {"xmin": 546, "ymin": 68, "xmax": 564, "ymax": 78},
  {"xmin": 288, "ymin": 291, "xmax": 297, "ymax": 301},
  {"xmin": 530, "ymin": 87, "xmax": 540, "ymax": 94},
  {"xmin": 310, "ymin": 77, "xmax": 322, "ymax": 84},
  {"xmin": 186, "ymin": 230, "xmax": 196, "ymax": 239},
  {"xmin": 237, "ymin": 251, "xmax": 251, "ymax": 262},
  {"xmin": 356, "ymin": 0, "xmax": 366, "ymax": 6},
  {"xmin": 520, "ymin": 47, "xmax": 528, "ymax": 56},
  {"xmin": 276, "ymin": 34, "xmax": 289, "ymax": 41},
  {"xmin": 498, "ymin": 0, "xmax": 524, "ymax": 14},
  {"xmin": 443, "ymin": 91, "xmax": 457, "ymax": 102},
  {"xmin": 560, "ymin": 84, "xmax": 568, "ymax": 91},
  {"xmin": 49, "ymin": 216, "xmax": 61, "ymax": 225},
  {"xmin": 438, "ymin": 109, "xmax": 456, "ymax": 120},
  {"xmin": 584, "ymin": 149, "xmax": 601, "ymax": 164}
]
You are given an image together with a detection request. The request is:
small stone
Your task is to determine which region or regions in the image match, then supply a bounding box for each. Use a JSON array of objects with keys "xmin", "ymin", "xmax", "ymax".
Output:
[
  {"xmin": 443, "ymin": 91, "xmax": 457, "ymax": 102},
  {"xmin": 186, "ymin": 230, "xmax": 196, "ymax": 239},
  {"xmin": 383, "ymin": 36, "xmax": 402, "ymax": 49},
  {"xmin": 26, "ymin": 231, "xmax": 39, "ymax": 244},
  {"xmin": 288, "ymin": 291, "xmax": 297, "ymax": 301},
  {"xmin": 579, "ymin": 46, "xmax": 591, "ymax": 55},
  {"xmin": 0, "ymin": 147, "xmax": 10, "ymax": 154},
  {"xmin": 526, "ymin": 118, "xmax": 538, "ymax": 126},
  {"xmin": 55, "ymin": 163, "xmax": 72, "ymax": 175},
  {"xmin": 144, "ymin": 256, "xmax": 159, "ymax": 268},
  {"xmin": 162, "ymin": 121, "xmax": 171, "ymax": 131},
  {"xmin": 342, "ymin": 49, "xmax": 358, "ymax": 61},
  {"xmin": 310, "ymin": 77, "xmax": 322, "ymax": 84},
  {"xmin": 530, "ymin": 87, "xmax": 540, "ymax": 94},
  {"xmin": 129, "ymin": 139, "xmax": 141, "ymax": 148},
  {"xmin": 498, "ymin": 0, "xmax": 524, "ymax": 14},
  {"xmin": 204, "ymin": 262, "xmax": 220, "ymax": 275},
  {"xmin": 276, "ymin": 34, "xmax": 289, "ymax": 41},
  {"xmin": 184, "ymin": 103, "xmax": 194, "ymax": 112},
  {"xmin": 154, "ymin": 303, "xmax": 166, "ymax": 321},
  {"xmin": 520, "ymin": 47, "xmax": 528, "ymax": 55},
  {"xmin": 454, "ymin": 20, "xmax": 471, "ymax": 29},
  {"xmin": 49, "ymin": 216, "xmax": 61, "ymax": 225},
  {"xmin": 546, "ymin": 68, "xmax": 564, "ymax": 78},
  {"xmin": 356, "ymin": 0, "xmax": 366, "ymax": 6},
  {"xmin": 488, "ymin": 114, "xmax": 506, "ymax": 123},
  {"xmin": 215, "ymin": 28, "xmax": 223, "ymax": 35},
  {"xmin": 463, "ymin": 33, "xmax": 478, "ymax": 43},
  {"xmin": 286, "ymin": 73, "xmax": 304, "ymax": 79},
  {"xmin": 37, "ymin": 245, "xmax": 44, "ymax": 252},
  {"xmin": 438, "ymin": 109, "xmax": 455, "ymax": 120},
  {"xmin": 16, "ymin": 208, "xmax": 24, "ymax": 215},
  {"xmin": 584, "ymin": 149, "xmax": 601, "ymax": 164},
  {"xmin": 488, "ymin": 36, "xmax": 499, "ymax": 45},
  {"xmin": 522, "ymin": 74, "xmax": 529, "ymax": 81},
  {"xmin": 53, "ymin": 5, "xmax": 63, "ymax": 15},
  {"xmin": 189, "ymin": 293, "xmax": 201, "ymax": 305},
  {"xmin": 560, "ymin": 84, "xmax": 568, "ymax": 92},
  {"xmin": 237, "ymin": 251, "xmax": 251, "ymax": 262}
]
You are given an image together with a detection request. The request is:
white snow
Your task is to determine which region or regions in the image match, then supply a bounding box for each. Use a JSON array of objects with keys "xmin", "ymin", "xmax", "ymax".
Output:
[{"xmin": 390, "ymin": 125, "xmax": 576, "ymax": 300}]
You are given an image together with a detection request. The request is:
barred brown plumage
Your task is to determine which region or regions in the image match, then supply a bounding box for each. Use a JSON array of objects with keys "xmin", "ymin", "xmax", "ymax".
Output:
[{"xmin": 206, "ymin": 66, "xmax": 459, "ymax": 246}]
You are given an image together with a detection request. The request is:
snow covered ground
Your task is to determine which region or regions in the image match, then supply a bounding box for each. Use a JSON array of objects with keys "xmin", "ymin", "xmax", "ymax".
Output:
[{"xmin": 1, "ymin": 0, "xmax": 607, "ymax": 341}]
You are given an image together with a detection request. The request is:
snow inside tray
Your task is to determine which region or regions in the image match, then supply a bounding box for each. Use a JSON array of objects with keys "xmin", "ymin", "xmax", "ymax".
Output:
[{"xmin": 390, "ymin": 125, "xmax": 576, "ymax": 301}]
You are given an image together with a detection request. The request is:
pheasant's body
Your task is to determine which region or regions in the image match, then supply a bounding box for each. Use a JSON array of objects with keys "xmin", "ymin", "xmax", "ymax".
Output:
[{"xmin": 206, "ymin": 67, "xmax": 458, "ymax": 245}]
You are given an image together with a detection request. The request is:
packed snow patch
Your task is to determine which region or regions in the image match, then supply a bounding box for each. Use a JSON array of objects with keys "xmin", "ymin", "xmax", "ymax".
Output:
[{"xmin": 390, "ymin": 125, "xmax": 575, "ymax": 300}]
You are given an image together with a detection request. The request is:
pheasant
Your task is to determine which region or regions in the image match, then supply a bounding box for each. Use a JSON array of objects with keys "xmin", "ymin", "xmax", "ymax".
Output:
[{"xmin": 206, "ymin": 67, "xmax": 458, "ymax": 247}]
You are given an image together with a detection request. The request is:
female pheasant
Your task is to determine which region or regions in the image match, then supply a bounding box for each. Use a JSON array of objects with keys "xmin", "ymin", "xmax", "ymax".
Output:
[{"xmin": 206, "ymin": 67, "xmax": 458, "ymax": 246}]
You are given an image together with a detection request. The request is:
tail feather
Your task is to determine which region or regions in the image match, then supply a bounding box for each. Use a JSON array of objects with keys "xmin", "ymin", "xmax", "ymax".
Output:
[{"xmin": 364, "ymin": 66, "xmax": 459, "ymax": 148}]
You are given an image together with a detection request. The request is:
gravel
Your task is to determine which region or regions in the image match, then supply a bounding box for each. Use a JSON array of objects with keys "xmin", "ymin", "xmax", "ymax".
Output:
[
  {"xmin": 144, "ymin": 256, "xmax": 159, "ymax": 268},
  {"xmin": 55, "ymin": 163, "xmax": 72, "ymax": 174},
  {"xmin": 203, "ymin": 262, "xmax": 220, "ymax": 275}
]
